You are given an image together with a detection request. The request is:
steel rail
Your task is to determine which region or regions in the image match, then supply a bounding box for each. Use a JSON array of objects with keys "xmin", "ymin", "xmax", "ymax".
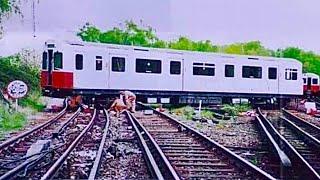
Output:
[
  {"xmin": 41, "ymin": 109, "xmax": 97, "ymax": 180},
  {"xmin": 52, "ymin": 108, "xmax": 82, "ymax": 138},
  {"xmin": 257, "ymin": 108, "xmax": 320, "ymax": 179},
  {"xmin": 0, "ymin": 99, "xmax": 69, "ymax": 150},
  {"xmin": 128, "ymin": 111, "xmax": 180, "ymax": 180},
  {"xmin": 0, "ymin": 107, "xmax": 81, "ymax": 180},
  {"xmin": 125, "ymin": 111, "xmax": 167, "ymax": 180},
  {"xmin": 282, "ymin": 109, "xmax": 320, "ymax": 137},
  {"xmin": 138, "ymin": 102, "xmax": 276, "ymax": 180},
  {"xmin": 88, "ymin": 109, "xmax": 110, "ymax": 180},
  {"xmin": 255, "ymin": 115, "xmax": 292, "ymax": 167},
  {"xmin": 281, "ymin": 116, "xmax": 320, "ymax": 147}
]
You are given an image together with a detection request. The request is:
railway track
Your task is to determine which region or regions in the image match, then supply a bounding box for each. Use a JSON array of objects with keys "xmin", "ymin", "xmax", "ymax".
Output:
[
  {"xmin": 228, "ymin": 115, "xmax": 292, "ymax": 179},
  {"xmin": 283, "ymin": 109, "xmax": 320, "ymax": 140},
  {"xmin": 0, "ymin": 106, "xmax": 94, "ymax": 179},
  {"xmin": 129, "ymin": 104, "xmax": 275, "ymax": 179},
  {"xmin": 0, "ymin": 102, "xmax": 68, "ymax": 151},
  {"xmin": 258, "ymin": 109, "xmax": 320, "ymax": 179},
  {"xmin": 97, "ymin": 111, "xmax": 155, "ymax": 179},
  {"xmin": 40, "ymin": 109, "xmax": 108, "ymax": 179}
]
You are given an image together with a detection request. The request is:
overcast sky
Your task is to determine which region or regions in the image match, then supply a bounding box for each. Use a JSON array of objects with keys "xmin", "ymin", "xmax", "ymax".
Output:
[{"xmin": 1, "ymin": 0, "xmax": 320, "ymax": 55}]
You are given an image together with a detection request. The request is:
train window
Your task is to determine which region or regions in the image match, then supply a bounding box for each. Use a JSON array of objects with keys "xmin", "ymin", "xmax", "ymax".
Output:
[
  {"xmin": 268, "ymin": 67, "xmax": 277, "ymax": 79},
  {"xmin": 225, "ymin": 65, "xmax": 234, "ymax": 77},
  {"xmin": 136, "ymin": 58, "xmax": 161, "ymax": 74},
  {"xmin": 96, "ymin": 56, "xmax": 102, "ymax": 71},
  {"xmin": 285, "ymin": 69, "xmax": 298, "ymax": 80},
  {"xmin": 313, "ymin": 78, "xmax": 318, "ymax": 85},
  {"xmin": 242, "ymin": 66, "xmax": 262, "ymax": 79},
  {"xmin": 303, "ymin": 78, "xmax": 306, "ymax": 84},
  {"xmin": 112, "ymin": 57, "xmax": 125, "ymax": 72},
  {"xmin": 75, "ymin": 54, "xmax": 83, "ymax": 70},
  {"xmin": 54, "ymin": 52, "xmax": 63, "ymax": 69},
  {"xmin": 42, "ymin": 52, "xmax": 48, "ymax": 70},
  {"xmin": 193, "ymin": 62, "xmax": 215, "ymax": 76},
  {"xmin": 170, "ymin": 61, "xmax": 181, "ymax": 75}
]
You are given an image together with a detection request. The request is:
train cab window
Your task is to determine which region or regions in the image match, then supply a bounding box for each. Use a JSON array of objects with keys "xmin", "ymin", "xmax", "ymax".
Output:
[
  {"xmin": 42, "ymin": 52, "xmax": 48, "ymax": 70},
  {"xmin": 136, "ymin": 58, "xmax": 161, "ymax": 74},
  {"xmin": 96, "ymin": 56, "xmax": 102, "ymax": 71},
  {"xmin": 112, "ymin": 57, "xmax": 125, "ymax": 72},
  {"xmin": 75, "ymin": 54, "xmax": 83, "ymax": 70},
  {"xmin": 313, "ymin": 78, "xmax": 318, "ymax": 85},
  {"xmin": 225, "ymin": 65, "xmax": 234, "ymax": 77},
  {"xmin": 193, "ymin": 63, "xmax": 215, "ymax": 76},
  {"xmin": 242, "ymin": 66, "xmax": 262, "ymax": 79},
  {"xmin": 53, "ymin": 52, "xmax": 63, "ymax": 69},
  {"xmin": 170, "ymin": 61, "xmax": 181, "ymax": 75},
  {"xmin": 285, "ymin": 69, "xmax": 298, "ymax": 80},
  {"xmin": 303, "ymin": 78, "xmax": 306, "ymax": 84},
  {"xmin": 268, "ymin": 67, "xmax": 277, "ymax": 79}
]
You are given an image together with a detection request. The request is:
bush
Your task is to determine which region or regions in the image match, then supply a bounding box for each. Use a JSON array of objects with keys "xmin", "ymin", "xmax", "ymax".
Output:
[
  {"xmin": 201, "ymin": 110, "xmax": 215, "ymax": 119},
  {"xmin": 20, "ymin": 91, "xmax": 45, "ymax": 111},
  {"xmin": 222, "ymin": 104, "xmax": 251, "ymax": 117},
  {"xmin": 0, "ymin": 104, "xmax": 26, "ymax": 131},
  {"xmin": 172, "ymin": 106, "xmax": 195, "ymax": 120}
]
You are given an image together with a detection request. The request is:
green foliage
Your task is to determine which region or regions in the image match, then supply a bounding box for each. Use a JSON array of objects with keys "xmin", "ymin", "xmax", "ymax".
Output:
[
  {"xmin": 222, "ymin": 104, "xmax": 251, "ymax": 117},
  {"xmin": 172, "ymin": 106, "xmax": 195, "ymax": 120},
  {"xmin": 0, "ymin": 0, "xmax": 10, "ymax": 13},
  {"xmin": 20, "ymin": 91, "xmax": 45, "ymax": 111},
  {"xmin": 201, "ymin": 110, "xmax": 214, "ymax": 119},
  {"xmin": 0, "ymin": 53, "xmax": 44, "ymax": 111},
  {"xmin": 222, "ymin": 41, "xmax": 272, "ymax": 56},
  {"xmin": 0, "ymin": 0, "xmax": 21, "ymax": 23},
  {"xmin": 0, "ymin": 104, "xmax": 26, "ymax": 130},
  {"xmin": 0, "ymin": 55, "xmax": 40, "ymax": 91}
]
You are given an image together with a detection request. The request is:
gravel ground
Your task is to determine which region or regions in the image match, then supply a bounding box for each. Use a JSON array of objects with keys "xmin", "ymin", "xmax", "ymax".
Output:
[
  {"xmin": 98, "ymin": 113, "xmax": 150, "ymax": 180},
  {"xmin": 165, "ymin": 110, "xmax": 283, "ymax": 178},
  {"xmin": 166, "ymin": 111, "xmax": 261, "ymax": 148}
]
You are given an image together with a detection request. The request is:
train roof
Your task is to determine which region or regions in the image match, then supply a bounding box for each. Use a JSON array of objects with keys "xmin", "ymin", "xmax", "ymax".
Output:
[{"xmin": 48, "ymin": 39, "xmax": 301, "ymax": 64}]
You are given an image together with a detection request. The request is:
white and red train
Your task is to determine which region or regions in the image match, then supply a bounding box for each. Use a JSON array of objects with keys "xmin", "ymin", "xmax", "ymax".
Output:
[
  {"xmin": 303, "ymin": 73, "xmax": 320, "ymax": 95},
  {"xmin": 40, "ymin": 39, "xmax": 314, "ymax": 104}
]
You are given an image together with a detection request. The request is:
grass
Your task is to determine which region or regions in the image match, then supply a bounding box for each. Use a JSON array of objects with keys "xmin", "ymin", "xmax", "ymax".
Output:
[
  {"xmin": 171, "ymin": 106, "xmax": 195, "ymax": 120},
  {"xmin": 0, "ymin": 104, "xmax": 26, "ymax": 131},
  {"xmin": 201, "ymin": 110, "xmax": 215, "ymax": 119},
  {"xmin": 19, "ymin": 91, "xmax": 46, "ymax": 112},
  {"xmin": 221, "ymin": 104, "xmax": 251, "ymax": 117}
]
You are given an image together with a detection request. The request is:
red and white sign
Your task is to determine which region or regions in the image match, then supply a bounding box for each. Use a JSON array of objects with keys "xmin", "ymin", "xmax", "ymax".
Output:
[{"xmin": 7, "ymin": 80, "xmax": 28, "ymax": 99}]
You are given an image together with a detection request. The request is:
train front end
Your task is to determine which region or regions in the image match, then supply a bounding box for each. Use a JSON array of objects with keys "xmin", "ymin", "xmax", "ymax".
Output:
[{"xmin": 41, "ymin": 40, "xmax": 74, "ymax": 97}]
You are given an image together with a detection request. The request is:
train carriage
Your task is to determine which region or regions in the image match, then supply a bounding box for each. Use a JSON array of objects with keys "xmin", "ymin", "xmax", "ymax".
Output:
[
  {"xmin": 303, "ymin": 73, "xmax": 320, "ymax": 95},
  {"xmin": 41, "ymin": 39, "xmax": 303, "ymax": 104}
]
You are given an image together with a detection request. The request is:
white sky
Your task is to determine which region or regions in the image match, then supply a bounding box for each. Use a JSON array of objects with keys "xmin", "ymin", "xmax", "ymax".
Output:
[{"xmin": 1, "ymin": 0, "xmax": 320, "ymax": 56}]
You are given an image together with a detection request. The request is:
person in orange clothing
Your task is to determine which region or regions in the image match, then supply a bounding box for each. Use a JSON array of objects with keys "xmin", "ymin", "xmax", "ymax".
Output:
[
  {"xmin": 120, "ymin": 90, "xmax": 136, "ymax": 113},
  {"xmin": 108, "ymin": 97, "xmax": 127, "ymax": 117}
]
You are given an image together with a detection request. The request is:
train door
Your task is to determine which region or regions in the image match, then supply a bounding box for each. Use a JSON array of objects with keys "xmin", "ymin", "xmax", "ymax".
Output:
[
  {"xmin": 307, "ymin": 77, "xmax": 312, "ymax": 90},
  {"xmin": 47, "ymin": 49, "xmax": 53, "ymax": 86},
  {"xmin": 168, "ymin": 58, "xmax": 184, "ymax": 91},
  {"xmin": 108, "ymin": 53, "xmax": 128, "ymax": 89}
]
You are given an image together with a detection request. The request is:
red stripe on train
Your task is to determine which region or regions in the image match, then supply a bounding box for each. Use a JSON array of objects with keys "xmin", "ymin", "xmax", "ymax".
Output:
[{"xmin": 52, "ymin": 71, "xmax": 73, "ymax": 89}]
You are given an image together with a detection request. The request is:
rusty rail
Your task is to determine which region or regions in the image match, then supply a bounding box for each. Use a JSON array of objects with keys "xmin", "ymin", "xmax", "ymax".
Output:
[
  {"xmin": 0, "ymin": 99, "xmax": 69, "ymax": 150},
  {"xmin": 137, "ymin": 102, "xmax": 276, "ymax": 180},
  {"xmin": 88, "ymin": 109, "xmax": 110, "ymax": 180},
  {"xmin": 41, "ymin": 109, "xmax": 97, "ymax": 180}
]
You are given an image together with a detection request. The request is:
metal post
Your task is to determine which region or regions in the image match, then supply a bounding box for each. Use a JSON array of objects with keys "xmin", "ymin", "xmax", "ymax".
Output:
[
  {"xmin": 15, "ymin": 99, "xmax": 18, "ymax": 112},
  {"xmin": 198, "ymin": 100, "xmax": 202, "ymax": 118}
]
